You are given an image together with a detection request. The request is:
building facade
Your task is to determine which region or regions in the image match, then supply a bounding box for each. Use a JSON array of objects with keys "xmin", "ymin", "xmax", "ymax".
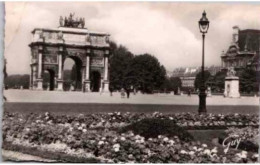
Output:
[
  {"xmin": 172, "ymin": 66, "xmax": 221, "ymax": 90},
  {"xmin": 221, "ymin": 26, "xmax": 260, "ymax": 71},
  {"xmin": 29, "ymin": 14, "xmax": 110, "ymax": 92}
]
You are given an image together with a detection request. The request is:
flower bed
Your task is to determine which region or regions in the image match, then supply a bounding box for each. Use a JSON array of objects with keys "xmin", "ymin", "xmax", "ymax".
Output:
[{"xmin": 2, "ymin": 112, "xmax": 259, "ymax": 163}]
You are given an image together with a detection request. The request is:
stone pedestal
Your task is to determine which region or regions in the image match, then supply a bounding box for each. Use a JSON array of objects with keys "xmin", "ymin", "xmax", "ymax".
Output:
[
  {"xmin": 103, "ymin": 81, "xmax": 109, "ymax": 92},
  {"xmin": 84, "ymin": 80, "xmax": 90, "ymax": 92},
  {"xmin": 224, "ymin": 76, "xmax": 240, "ymax": 98},
  {"xmin": 36, "ymin": 79, "xmax": 43, "ymax": 90},
  {"xmin": 57, "ymin": 79, "xmax": 63, "ymax": 91}
]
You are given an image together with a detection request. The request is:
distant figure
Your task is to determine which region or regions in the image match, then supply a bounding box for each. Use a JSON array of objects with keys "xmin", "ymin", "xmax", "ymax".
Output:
[
  {"xmin": 83, "ymin": 84, "xmax": 86, "ymax": 93},
  {"xmin": 126, "ymin": 88, "xmax": 130, "ymax": 99},
  {"xmin": 109, "ymin": 87, "xmax": 113, "ymax": 96},
  {"xmin": 121, "ymin": 88, "xmax": 125, "ymax": 98},
  {"xmin": 188, "ymin": 89, "xmax": 191, "ymax": 97}
]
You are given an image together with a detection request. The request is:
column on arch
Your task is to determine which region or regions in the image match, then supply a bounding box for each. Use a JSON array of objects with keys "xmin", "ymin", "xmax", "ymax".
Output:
[
  {"xmin": 36, "ymin": 46, "xmax": 43, "ymax": 90},
  {"xmin": 84, "ymin": 49, "xmax": 91, "ymax": 92},
  {"xmin": 57, "ymin": 46, "xmax": 64, "ymax": 91},
  {"xmin": 103, "ymin": 50, "xmax": 109, "ymax": 92}
]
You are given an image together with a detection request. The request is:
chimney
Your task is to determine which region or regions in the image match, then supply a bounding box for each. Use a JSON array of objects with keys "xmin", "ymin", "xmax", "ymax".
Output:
[{"xmin": 232, "ymin": 26, "xmax": 239, "ymax": 43}]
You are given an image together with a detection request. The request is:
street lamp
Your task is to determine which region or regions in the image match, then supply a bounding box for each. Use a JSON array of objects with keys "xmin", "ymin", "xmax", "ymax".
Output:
[{"xmin": 198, "ymin": 11, "xmax": 209, "ymax": 114}]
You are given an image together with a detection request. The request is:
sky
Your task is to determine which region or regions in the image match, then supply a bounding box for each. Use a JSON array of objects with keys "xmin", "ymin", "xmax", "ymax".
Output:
[{"xmin": 5, "ymin": 2, "xmax": 260, "ymax": 75}]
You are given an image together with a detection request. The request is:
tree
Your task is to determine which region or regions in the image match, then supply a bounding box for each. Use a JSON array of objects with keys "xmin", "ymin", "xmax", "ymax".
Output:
[
  {"xmin": 211, "ymin": 70, "xmax": 227, "ymax": 93},
  {"xmin": 170, "ymin": 77, "xmax": 182, "ymax": 94},
  {"xmin": 194, "ymin": 70, "xmax": 212, "ymax": 90},
  {"xmin": 238, "ymin": 68, "xmax": 259, "ymax": 94},
  {"xmin": 109, "ymin": 42, "xmax": 134, "ymax": 90},
  {"xmin": 130, "ymin": 54, "xmax": 166, "ymax": 93}
]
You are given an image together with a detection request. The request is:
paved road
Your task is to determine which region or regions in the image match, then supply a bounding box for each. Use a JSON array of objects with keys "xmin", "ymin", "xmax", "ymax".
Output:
[{"xmin": 4, "ymin": 89, "xmax": 259, "ymax": 106}]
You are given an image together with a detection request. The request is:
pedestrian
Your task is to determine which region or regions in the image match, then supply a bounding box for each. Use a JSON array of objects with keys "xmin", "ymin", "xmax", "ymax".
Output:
[
  {"xmin": 188, "ymin": 89, "xmax": 191, "ymax": 97},
  {"xmin": 121, "ymin": 88, "xmax": 125, "ymax": 98},
  {"xmin": 126, "ymin": 88, "xmax": 130, "ymax": 98},
  {"xmin": 109, "ymin": 86, "xmax": 113, "ymax": 96}
]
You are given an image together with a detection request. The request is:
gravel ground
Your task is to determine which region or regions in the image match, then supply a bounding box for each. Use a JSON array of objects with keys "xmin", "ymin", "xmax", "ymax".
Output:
[{"xmin": 4, "ymin": 89, "xmax": 259, "ymax": 106}]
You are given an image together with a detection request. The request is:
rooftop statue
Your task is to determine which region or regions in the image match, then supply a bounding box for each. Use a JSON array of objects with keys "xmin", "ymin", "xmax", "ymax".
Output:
[{"xmin": 59, "ymin": 13, "xmax": 85, "ymax": 28}]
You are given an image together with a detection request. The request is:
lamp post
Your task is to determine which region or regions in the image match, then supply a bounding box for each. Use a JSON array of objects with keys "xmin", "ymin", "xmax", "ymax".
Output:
[{"xmin": 198, "ymin": 11, "xmax": 209, "ymax": 114}]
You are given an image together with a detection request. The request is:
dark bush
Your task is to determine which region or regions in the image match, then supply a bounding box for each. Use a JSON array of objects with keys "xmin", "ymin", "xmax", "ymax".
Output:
[{"xmin": 119, "ymin": 118, "xmax": 193, "ymax": 142}]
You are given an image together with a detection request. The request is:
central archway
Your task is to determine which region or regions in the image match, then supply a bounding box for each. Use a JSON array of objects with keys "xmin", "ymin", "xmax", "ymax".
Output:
[
  {"xmin": 90, "ymin": 71, "xmax": 101, "ymax": 92},
  {"xmin": 63, "ymin": 56, "xmax": 82, "ymax": 91}
]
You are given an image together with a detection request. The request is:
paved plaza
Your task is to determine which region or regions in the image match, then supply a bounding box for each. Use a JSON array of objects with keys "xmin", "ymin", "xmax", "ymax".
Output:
[{"xmin": 4, "ymin": 89, "xmax": 259, "ymax": 106}]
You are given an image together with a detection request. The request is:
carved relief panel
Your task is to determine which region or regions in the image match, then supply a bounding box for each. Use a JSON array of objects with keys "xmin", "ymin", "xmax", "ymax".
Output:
[
  {"xmin": 43, "ymin": 47, "xmax": 59, "ymax": 64},
  {"xmin": 90, "ymin": 49, "xmax": 104, "ymax": 67}
]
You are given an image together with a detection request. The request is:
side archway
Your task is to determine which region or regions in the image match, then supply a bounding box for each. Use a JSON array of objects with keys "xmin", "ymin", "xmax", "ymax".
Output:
[{"xmin": 90, "ymin": 71, "xmax": 101, "ymax": 92}]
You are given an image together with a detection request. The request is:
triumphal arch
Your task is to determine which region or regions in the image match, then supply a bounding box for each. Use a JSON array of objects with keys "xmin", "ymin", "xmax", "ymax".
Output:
[{"xmin": 29, "ymin": 13, "xmax": 110, "ymax": 92}]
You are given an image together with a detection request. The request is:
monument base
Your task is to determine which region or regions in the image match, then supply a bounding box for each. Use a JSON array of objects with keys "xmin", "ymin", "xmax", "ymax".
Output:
[
  {"xmin": 57, "ymin": 79, "xmax": 63, "ymax": 91},
  {"xmin": 36, "ymin": 79, "xmax": 43, "ymax": 90},
  {"xmin": 224, "ymin": 76, "xmax": 240, "ymax": 98},
  {"xmin": 103, "ymin": 81, "xmax": 109, "ymax": 92},
  {"xmin": 83, "ymin": 80, "xmax": 91, "ymax": 92}
]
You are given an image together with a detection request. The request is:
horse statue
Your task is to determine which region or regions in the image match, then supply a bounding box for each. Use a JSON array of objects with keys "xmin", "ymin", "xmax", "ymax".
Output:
[{"xmin": 60, "ymin": 13, "xmax": 85, "ymax": 28}]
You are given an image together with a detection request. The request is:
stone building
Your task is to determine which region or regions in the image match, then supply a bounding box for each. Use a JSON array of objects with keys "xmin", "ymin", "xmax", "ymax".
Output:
[
  {"xmin": 221, "ymin": 26, "xmax": 260, "ymax": 71},
  {"xmin": 172, "ymin": 66, "xmax": 221, "ymax": 90},
  {"xmin": 29, "ymin": 14, "xmax": 110, "ymax": 92}
]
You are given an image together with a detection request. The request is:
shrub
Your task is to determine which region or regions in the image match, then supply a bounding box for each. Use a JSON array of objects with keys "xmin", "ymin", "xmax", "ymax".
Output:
[{"xmin": 119, "ymin": 118, "xmax": 193, "ymax": 142}]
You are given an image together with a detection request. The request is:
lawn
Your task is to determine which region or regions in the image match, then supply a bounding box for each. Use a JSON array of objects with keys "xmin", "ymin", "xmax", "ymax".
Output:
[{"xmin": 4, "ymin": 102, "xmax": 259, "ymax": 115}]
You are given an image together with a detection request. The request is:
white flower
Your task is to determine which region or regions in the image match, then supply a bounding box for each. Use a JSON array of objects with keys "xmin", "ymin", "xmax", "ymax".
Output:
[
  {"xmin": 101, "ymin": 137, "xmax": 106, "ymax": 140},
  {"xmin": 203, "ymin": 149, "xmax": 211, "ymax": 155},
  {"xmin": 113, "ymin": 143, "xmax": 120, "ymax": 149},
  {"xmin": 158, "ymin": 135, "xmax": 162, "ymax": 139},
  {"xmin": 114, "ymin": 147, "xmax": 120, "ymax": 152},
  {"xmin": 180, "ymin": 150, "xmax": 187, "ymax": 154},
  {"xmin": 169, "ymin": 140, "xmax": 175, "ymax": 145},
  {"xmin": 169, "ymin": 117, "xmax": 173, "ymax": 120},
  {"xmin": 193, "ymin": 146, "xmax": 198, "ymax": 151},
  {"xmin": 82, "ymin": 129, "xmax": 87, "ymax": 133},
  {"xmin": 112, "ymin": 138, "xmax": 118, "ymax": 142},
  {"xmin": 163, "ymin": 137, "xmax": 169, "ymax": 142},
  {"xmin": 252, "ymin": 153, "xmax": 259, "ymax": 158},
  {"xmin": 202, "ymin": 144, "xmax": 207, "ymax": 148},
  {"xmin": 189, "ymin": 151, "xmax": 195, "ymax": 155},
  {"xmin": 135, "ymin": 135, "xmax": 141, "ymax": 140},
  {"xmin": 211, "ymin": 147, "xmax": 218, "ymax": 153},
  {"xmin": 78, "ymin": 126, "xmax": 83, "ymax": 130},
  {"xmin": 148, "ymin": 138, "xmax": 153, "ymax": 141},
  {"xmin": 120, "ymin": 137, "xmax": 126, "ymax": 141},
  {"xmin": 98, "ymin": 141, "xmax": 104, "ymax": 145}
]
